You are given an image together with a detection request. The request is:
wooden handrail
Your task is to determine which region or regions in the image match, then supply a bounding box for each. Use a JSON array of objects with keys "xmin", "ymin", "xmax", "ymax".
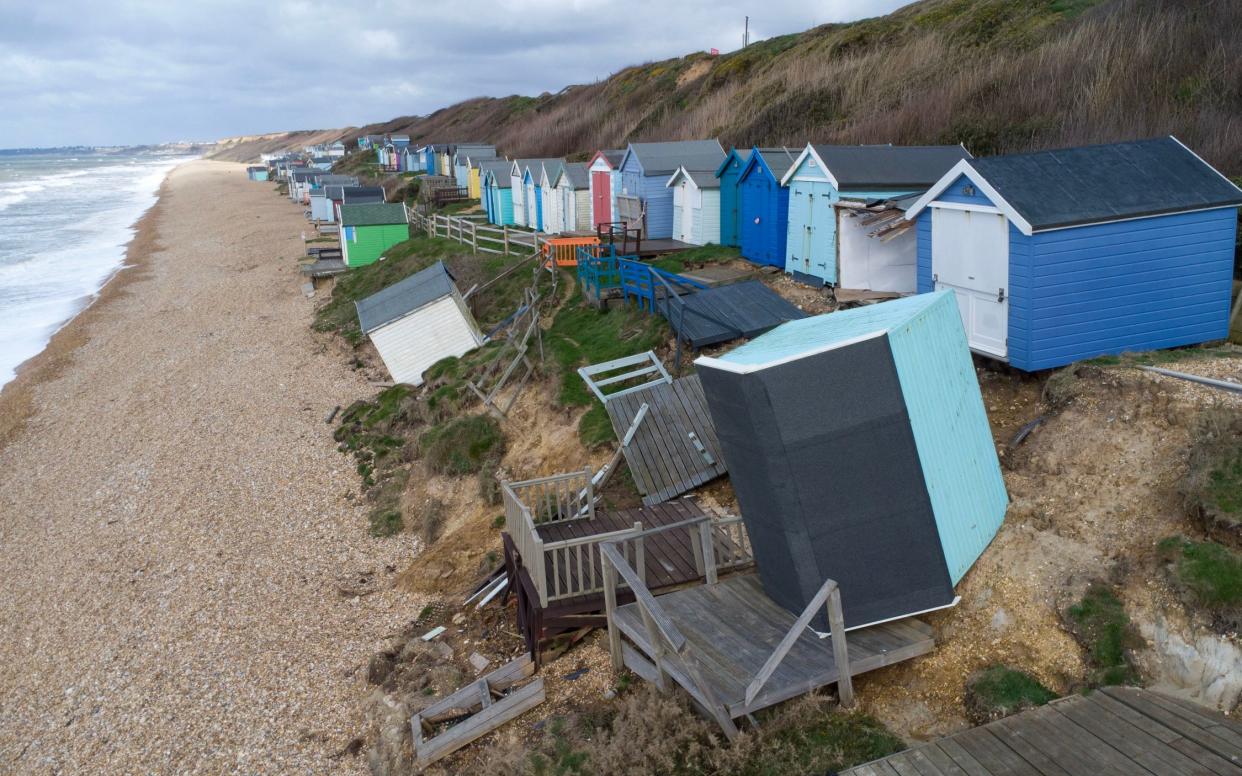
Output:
[
  {"xmin": 599, "ymin": 543, "xmax": 685, "ymax": 652},
  {"xmin": 743, "ymin": 576, "xmax": 853, "ymax": 708}
]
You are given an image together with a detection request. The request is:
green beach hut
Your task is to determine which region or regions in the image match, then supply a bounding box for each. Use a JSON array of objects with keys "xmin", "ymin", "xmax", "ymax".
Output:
[{"xmin": 340, "ymin": 203, "xmax": 410, "ymax": 268}]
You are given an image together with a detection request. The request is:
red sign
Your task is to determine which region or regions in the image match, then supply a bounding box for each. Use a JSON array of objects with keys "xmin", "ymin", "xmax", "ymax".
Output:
[{"xmin": 710, "ymin": 48, "xmax": 719, "ymax": 56}]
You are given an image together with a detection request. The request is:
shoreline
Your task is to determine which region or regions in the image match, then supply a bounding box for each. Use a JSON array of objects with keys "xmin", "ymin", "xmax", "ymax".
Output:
[{"xmin": 0, "ymin": 176, "xmax": 169, "ymax": 452}]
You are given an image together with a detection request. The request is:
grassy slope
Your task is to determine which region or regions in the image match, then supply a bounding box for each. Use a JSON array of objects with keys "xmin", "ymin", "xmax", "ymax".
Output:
[{"xmin": 213, "ymin": 0, "xmax": 1241, "ymax": 177}]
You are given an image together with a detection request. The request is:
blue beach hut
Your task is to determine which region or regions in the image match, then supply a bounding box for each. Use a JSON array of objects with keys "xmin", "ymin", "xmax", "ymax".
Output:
[
  {"xmin": 618, "ymin": 140, "xmax": 725, "ymax": 240},
  {"xmin": 738, "ymin": 147, "xmax": 798, "ymax": 268},
  {"xmin": 781, "ymin": 144, "xmax": 971, "ymax": 286},
  {"xmin": 905, "ymin": 136, "xmax": 1242, "ymax": 371},
  {"xmin": 696, "ymin": 291, "xmax": 1008, "ymax": 629},
  {"xmin": 714, "ymin": 148, "xmax": 751, "ymax": 247},
  {"xmin": 479, "ymin": 160, "xmax": 514, "ymax": 225}
]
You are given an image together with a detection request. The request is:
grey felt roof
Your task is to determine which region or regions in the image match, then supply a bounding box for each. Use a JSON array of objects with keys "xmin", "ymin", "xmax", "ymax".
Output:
[
  {"xmin": 671, "ymin": 168, "xmax": 720, "ymax": 189},
  {"xmin": 596, "ymin": 149, "xmax": 625, "ymax": 168},
  {"xmin": 557, "ymin": 162, "xmax": 590, "ymax": 189},
  {"xmin": 333, "ymin": 185, "xmax": 385, "ymax": 203},
  {"xmin": 811, "ymin": 145, "xmax": 971, "ymax": 188},
  {"xmin": 478, "ymin": 159, "xmax": 513, "ymax": 185},
  {"xmin": 540, "ymin": 159, "xmax": 566, "ymax": 183},
  {"xmin": 340, "ymin": 203, "xmax": 407, "ymax": 227},
  {"xmin": 752, "ymin": 147, "xmax": 799, "ymax": 180},
  {"xmin": 967, "ymin": 136, "xmax": 1242, "ymax": 231},
  {"xmin": 355, "ymin": 261, "xmax": 457, "ymax": 333},
  {"xmin": 516, "ymin": 158, "xmax": 561, "ymax": 178},
  {"xmin": 627, "ymin": 140, "xmax": 726, "ymax": 175}
]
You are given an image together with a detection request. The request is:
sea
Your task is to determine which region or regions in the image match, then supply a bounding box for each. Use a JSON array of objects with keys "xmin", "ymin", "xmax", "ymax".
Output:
[{"xmin": 0, "ymin": 149, "xmax": 195, "ymax": 389}]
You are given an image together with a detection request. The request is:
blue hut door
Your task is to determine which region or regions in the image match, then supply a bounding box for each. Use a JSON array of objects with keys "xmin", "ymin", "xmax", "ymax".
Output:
[{"xmin": 931, "ymin": 206, "xmax": 1009, "ymax": 358}]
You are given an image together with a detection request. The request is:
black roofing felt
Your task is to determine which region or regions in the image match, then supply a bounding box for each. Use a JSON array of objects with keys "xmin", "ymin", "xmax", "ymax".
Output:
[
  {"xmin": 813, "ymin": 144, "xmax": 972, "ymax": 188},
  {"xmin": 698, "ymin": 336, "xmax": 954, "ymax": 630},
  {"xmin": 355, "ymin": 261, "xmax": 457, "ymax": 333},
  {"xmin": 968, "ymin": 136, "xmax": 1242, "ymax": 231}
]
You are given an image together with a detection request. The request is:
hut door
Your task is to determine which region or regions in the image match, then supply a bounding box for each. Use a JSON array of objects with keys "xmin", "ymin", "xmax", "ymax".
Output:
[
  {"xmin": 592, "ymin": 171, "xmax": 611, "ymax": 227},
  {"xmin": 931, "ymin": 207, "xmax": 1008, "ymax": 358}
]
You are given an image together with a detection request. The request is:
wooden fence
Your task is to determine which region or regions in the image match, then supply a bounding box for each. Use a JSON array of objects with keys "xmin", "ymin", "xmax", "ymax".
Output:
[{"xmin": 410, "ymin": 210, "xmax": 549, "ymax": 257}]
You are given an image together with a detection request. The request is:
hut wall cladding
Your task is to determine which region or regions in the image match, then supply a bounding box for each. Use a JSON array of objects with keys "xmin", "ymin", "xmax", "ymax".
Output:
[
  {"xmin": 738, "ymin": 153, "xmax": 789, "ymax": 268},
  {"xmin": 511, "ymin": 170, "xmax": 527, "ymax": 227},
  {"xmin": 620, "ymin": 158, "xmax": 675, "ymax": 240},
  {"xmin": 344, "ymin": 223, "xmax": 411, "ymax": 267},
  {"xmin": 915, "ymin": 175, "xmax": 1238, "ymax": 371}
]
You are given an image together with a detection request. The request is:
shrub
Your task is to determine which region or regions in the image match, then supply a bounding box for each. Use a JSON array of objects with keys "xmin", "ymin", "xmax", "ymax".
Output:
[
  {"xmin": 965, "ymin": 665, "xmax": 1058, "ymax": 724},
  {"xmin": 368, "ymin": 509, "xmax": 403, "ymax": 538},
  {"xmin": 1065, "ymin": 584, "xmax": 1140, "ymax": 686},
  {"xmin": 419, "ymin": 415, "xmax": 506, "ymax": 476}
]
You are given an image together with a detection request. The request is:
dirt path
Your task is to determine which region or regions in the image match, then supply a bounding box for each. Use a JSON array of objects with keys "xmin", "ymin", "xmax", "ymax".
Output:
[{"xmin": 0, "ymin": 160, "xmax": 409, "ymax": 775}]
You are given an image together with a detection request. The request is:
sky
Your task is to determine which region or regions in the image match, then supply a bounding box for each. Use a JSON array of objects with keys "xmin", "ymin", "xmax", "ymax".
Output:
[{"xmin": 0, "ymin": 0, "xmax": 911, "ymax": 149}]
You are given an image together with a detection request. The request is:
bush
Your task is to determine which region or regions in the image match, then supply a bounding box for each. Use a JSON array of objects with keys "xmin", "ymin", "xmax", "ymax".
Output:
[
  {"xmin": 419, "ymin": 415, "xmax": 506, "ymax": 476},
  {"xmin": 1065, "ymin": 584, "xmax": 1140, "ymax": 686},
  {"xmin": 965, "ymin": 666, "xmax": 1058, "ymax": 724}
]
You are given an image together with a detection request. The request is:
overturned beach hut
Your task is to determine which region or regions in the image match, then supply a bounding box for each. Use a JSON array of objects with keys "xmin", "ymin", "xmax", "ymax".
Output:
[
  {"xmin": 667, "ymin": 166, "xmax": 720, "ymax": 246},
  {"xmin": 340, "ymin": 203, "xmax": 409, "ymax": 268},
  {"xmin": 356, "ymin": 261, "xmax": 483, "ymax": 386},
  {"xmin": 905, "ymin": 136, "xmax": 1242, "ymax": 370},
  {"xmin": 781, "ymin": 144, "xmax": 971, "ymax": 285},
  {"xmin": 618, "ymin": 140, "xmax": 725, "ymax": 239},
  {"xmin": 696, "ymin": 291, "xmax": 1008, "ymax": 630}
]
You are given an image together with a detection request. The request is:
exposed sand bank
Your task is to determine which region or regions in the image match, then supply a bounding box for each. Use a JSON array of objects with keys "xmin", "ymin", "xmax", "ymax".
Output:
[{"xmin": 0, "ymin": 160, "xmax": 410, "ymax": 774}]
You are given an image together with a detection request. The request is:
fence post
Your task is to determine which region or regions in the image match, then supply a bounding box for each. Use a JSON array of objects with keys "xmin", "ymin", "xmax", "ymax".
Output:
[
  {"xmin": 503, "ymin": 226, "xmax": 510, "ymax": 256},
  {"xmin": 471, "ymin": 221, "xmax": 478, "ymax": 254},
  {"xmin": 827, "ymin": 586, "xmax": 854, "ymax": 707}
]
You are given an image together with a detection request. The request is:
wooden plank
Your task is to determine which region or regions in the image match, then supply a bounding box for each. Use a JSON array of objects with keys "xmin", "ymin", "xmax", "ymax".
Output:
[
  {"xmin": 414, "ymin": 679, "xmax": 545, "ymax": 766},
  {"xmin": 745, "ymin": 577, "xmax": 840, "ymax": 706},
  {"xmin": 417, "ymin": 655, "xmax": 534, "ymax": 721},
  {"xmin": 952, "ymin": 726, "xmax": 1044, "ymax": 775},
  {"xmin": 934, "ymin": 739, "xmax": 994, "ymax": 776},
  {"xmin": 1055, "ymin": 693, "xmax": 1217, "ymax": 776},
  {"xmin": 1115, "ymin": 688, "xmax": 1242, "ymax": 749},
  {"xmin": 1017, "ymin": 705, "xmax": 1140, "ymax": 776},
  {"xmin": 1102, "ymin": 687, "xmax": 1242, "ymax": 763}
]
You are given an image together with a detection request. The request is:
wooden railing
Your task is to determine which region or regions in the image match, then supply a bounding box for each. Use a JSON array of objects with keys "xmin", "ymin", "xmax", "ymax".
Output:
[
  {"xmin": 502, "ymin": 469, "xmax": 596, "ymax": 607},
  {"xmin": 411, "ymin": 211, "xmax": 547, "ymax": 257},
  {"xmin": 600, "ymin": 515, "xmax": 847, "ymax": 740}
]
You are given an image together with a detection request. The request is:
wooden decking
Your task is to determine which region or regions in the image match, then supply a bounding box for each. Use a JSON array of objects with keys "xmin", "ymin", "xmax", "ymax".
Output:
[
  {"xmin": 668, "ymin": 279, "xmax": 805, "ymax": 348},
  {"xmin": 844, "ymin": 686, "xmax": 1242, "ymax": 776},
  {"xmin": 613, "ymin": 574, "xmax": 935, "ymax": 720},
  {"xmin": 603, "ymin": 374, "xmax": 727, "ymax": 506}
]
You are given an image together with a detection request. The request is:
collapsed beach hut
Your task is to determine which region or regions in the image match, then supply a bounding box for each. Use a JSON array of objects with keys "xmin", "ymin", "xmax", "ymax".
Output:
[
  {"xmin": 696, "ymin": 290, "xmax": 1008, "ymax": 630},
  {"xmin": 554, "ymin": 163, "xmax": 592, "ymax": 233},
  {"xmin": 714, "ymin": 147, "xmax": 751, "ymax": 247},
  {"xmin": 905, "ymin": 136, "xmax": 1242, "ymax": 369},
  {"xmin": 832, "ymin": 194, "xmax": 920, "ymax": 294},
  {"xmin": 618, "ymin": 140, "xmax": 725, "ymax": 239},
  {"xmin": 781, "ymin": 144, "xmax": 971, "ymax": 285},
  {"xmin": 588, "ymin": 149, "xmax": 625, "ymax": 229},
  {"xmin": 738, "ymin": 147, "xmax": 798, "ymax": 267},
  {"xmin": 356, "ymin": 261, "xmax": 483, "ymax": 386},
  {"xmin": 667, "ymin": 166, "xmax": 720, "ymax": 246},
  {"xmin": 340, "ymin": 203, "xmax": 409, "ymax": 268}
]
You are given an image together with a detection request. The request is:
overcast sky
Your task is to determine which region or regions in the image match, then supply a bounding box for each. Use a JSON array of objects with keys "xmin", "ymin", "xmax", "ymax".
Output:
[{"xmin": 0, "ymin": 0, "xmax": 911, "ymax": 148}]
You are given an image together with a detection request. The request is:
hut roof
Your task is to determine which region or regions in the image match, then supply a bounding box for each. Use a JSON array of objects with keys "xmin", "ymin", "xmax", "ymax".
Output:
[
  {"xmin": 355, "ymin": 261, "xmax": 456, "ymax": 333},
  {"xmin": 340, "ymin": 203, "xmax": 406, "ymax": 227},
  {"xmin": 793, "ymin": 145, "xmax": 971, "ymax": 189},
  {"xmin": 625, "ymin": 140, "xmax": 726, "ymax": 175},
  {"xmin": 909, "ymin": 136, "xmax": 1242, "ymax": 233}
]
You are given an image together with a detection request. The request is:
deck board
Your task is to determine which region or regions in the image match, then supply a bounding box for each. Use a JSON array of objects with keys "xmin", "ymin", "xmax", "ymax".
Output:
[
  {"xmin": 613, "ymin": 574, "xmax": 934, "ymax": 718},
  {"xmin": 843, "ymin": 689, "xmax": 1242, "ymax": 776},
  {"xmin": 603, "ymin": 374, "xmax": 728, "ymax": 506}
]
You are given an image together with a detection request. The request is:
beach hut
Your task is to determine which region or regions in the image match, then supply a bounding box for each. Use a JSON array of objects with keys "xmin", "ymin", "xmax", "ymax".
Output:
[
  {"xmin": 421, "ymin": 145, "xmax": 438, "ymax": 176},
  {"xmin": 832, "ymin": 194, "xmax": 920, "ymax": 294},
  {"xmin": 452, "ymin": 144, "xmax": 496, "ymax": 192},
  {"xmin": 309, "ymin": 189, "xmax": 332, "ymax": 221},
  {"xmin": 781, "ymin": 144, "xmax": 971, "ymax": 286},
  {"xmin": 667, "ymin": 166, "xmax": 721, "ymax": 246},
  {"xmin": 904, "ymin": 136, "xmax": 1242, "ymax": 370},
  {"xmin": 401, "ymin": 146, "xmax": 423, "ymax": 173},
  {"xmin": 588, "ymin": 149, "xmax": 625, "ymax": 229},
  {"xmin": 330, "ymin": 185, "xmax": 385, "ymax": 223},
  {"xmin": 696, "ymin": 290, "xmax": 1008, "ymax": 629},
  {"xmin": 618, "ymin": 140, "xmax": 725, "ymax": 239},
  {"xmin": 479, "ymin": 160, "xmax": 514, "ymax": 225},
  {"xmin": 539, "ymin": 160, "xmax": 565, "ymax": 233},
  {"xmin": 714, "ymin": 148, "xmax": 750, "ymax": 247},
  {"xmin": 438, "ymin": 146, "xmax": 455, "ymax": 178},
  {"xmin": 554, "ymin": 162, "xmax": 592, "ymax": 233},
  {"xmin": 356, "ymin": 261, "xmax": 484, "ymax": 387},
  {"xmin": 738, "ymin": 147, "xmax": 798, "ymax": 267},
  {"xmin": 246, "ymin": 166, "xmax": 269, "ymax": 181},
  {"xmin": 340, "ymin": 203, "xmax": 409, "ymax": 268}
]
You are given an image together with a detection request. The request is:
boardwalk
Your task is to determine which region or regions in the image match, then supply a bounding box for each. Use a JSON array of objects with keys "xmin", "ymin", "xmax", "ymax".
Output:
[
  {"xmin": 603, "ymin": 374, "xmax": 727, "ymax": 505},
  {"xmin": 844, "ymin": 685, "xmax": 1242, "ymax": 776}
]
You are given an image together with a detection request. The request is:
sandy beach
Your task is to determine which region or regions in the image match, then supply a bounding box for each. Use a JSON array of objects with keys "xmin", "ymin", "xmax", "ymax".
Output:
[{"xmin": 0, "ymin": 160, "xmax": 410, "ymax": 774}]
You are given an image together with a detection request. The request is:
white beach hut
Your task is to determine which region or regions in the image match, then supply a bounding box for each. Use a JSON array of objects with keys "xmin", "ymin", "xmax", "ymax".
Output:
[{"xmin": 667, "ymin": 166, "xmax": 721, "ymax": 246}]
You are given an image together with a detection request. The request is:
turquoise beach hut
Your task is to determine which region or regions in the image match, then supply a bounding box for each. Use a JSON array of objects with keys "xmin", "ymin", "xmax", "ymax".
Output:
[
  {"xmin": 714, "ymin": 148, "xmax": 750, "ymax": 247},
  {"xmin": 781, "ymin": 144, "xmax": 971, "ymax": 286}
]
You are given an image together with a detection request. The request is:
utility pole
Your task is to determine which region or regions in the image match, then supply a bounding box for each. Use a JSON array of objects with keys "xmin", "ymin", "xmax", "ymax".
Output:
[{"xmin": 744, "ymin": 16, "xmax": 749, "ymax": 48}]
